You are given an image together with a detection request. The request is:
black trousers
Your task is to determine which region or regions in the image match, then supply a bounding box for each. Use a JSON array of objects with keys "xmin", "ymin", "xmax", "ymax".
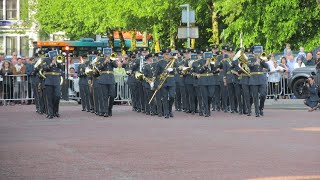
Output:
[
  {"xmin": 213, "ymin": 84, "xmax": 221, "ymax": 110},
  {"xmin": 93, "ymin": 84, "xmax": 102, "ymax": 113},
  {"xmin": 200, "ymin": 85, "xmax": 215, "ymax": 116},
  {"xmin": 161, "ymin": 85, "xmax": 176, "ymax": 116},
  {"xmin": 241, "ymin": 84, "xmax": 251, "ymax": 114},
  {"xmin": 175, "ymin": 85, "xmax": 187, "ymax": 110},
  {"xmin": 227, "ymin": 83, "xmax": 236, "ymax": 111},
  {"xmin": 234, "ymin": 83, "xmax": 243, "ymax": 113},
  {"xmin": 220, "ymin": 83, "xmax": 228, "ymax": 111},
  {"xmin": 186, "ymin": 84, "xmax": 195, "ymax": 112},
  {"xmin": 80, "ymin": 84, "xmax": 90, "ymax": 111},
  {"xmin": 45, "ymin": 85, "xmax": 60, "ymax": 116},
  {"xmin": 100, "ymin": 84, "xmax": 115, "ymax": 114},
  {"xmin": 250, "ymin": 84, "xmax": 267, "ymax": 115}
]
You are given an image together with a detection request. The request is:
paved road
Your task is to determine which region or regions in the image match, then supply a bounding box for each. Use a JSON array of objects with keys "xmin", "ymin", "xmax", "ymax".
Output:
[{"xmin": 0, "ymin": 105, "xmax": 319, "ymax": 180}]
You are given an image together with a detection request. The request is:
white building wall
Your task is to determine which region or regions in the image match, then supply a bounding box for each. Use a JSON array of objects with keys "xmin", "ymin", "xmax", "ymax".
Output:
[{"xmin": 0, "ymin": 0, "xmax": 38, "ymax": 57}]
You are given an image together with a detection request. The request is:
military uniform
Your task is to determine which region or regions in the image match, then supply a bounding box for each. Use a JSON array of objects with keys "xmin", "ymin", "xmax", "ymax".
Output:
[
  {"xmin": 174, "ymin": 50, "xmax": 187, "ymax": 112},
  {"xmin": 223, "ymin": 53, "xmax": 236, "ymax": 113},
  {"xmin": 142, "ymin": 54, "xmax": 156, "ymax": 115},
  {"xmin": 196, "ymin": 49, "xmax": 216, "ymax": 117},
  {"xmin": 96, "ymin": 56, "xmax": 118, "ymax": 117},
  {"xmin": 240, "ymin": 48, "xmax": 254, "ymax": 116},
  {"xmin": 248, "ymin": 55, "xmax": 270, "ymax": 117},
  {"xmin": 184, "ymin": 51, "xmax": 196, "ymax": 114},
  {"xmin": 231, "ymin": 58, "xmax": 243, "ymax": 114},
  {"xmin": 154, "ymin": 48, "xmax": 176, "ymax": 118},
  {"xmin": 42, "ymin": 57, "xmax": 63, "ymax": 119},
  {"xmin": 212, "ymin": 51, "xmax": 224, "ymax": 111},
  {"xmin": 129, "ymin": 51, "xmax": 145, "ymax": 113},
  {"xmin": 78, "ymin": 60, "xmax": 91, "ymax": 112}
]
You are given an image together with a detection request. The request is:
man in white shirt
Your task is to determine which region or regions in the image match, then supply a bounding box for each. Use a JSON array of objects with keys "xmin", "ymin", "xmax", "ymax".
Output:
[{"xmin": 268, "ymin": 61, "xmax": 285, "ymax": 100}]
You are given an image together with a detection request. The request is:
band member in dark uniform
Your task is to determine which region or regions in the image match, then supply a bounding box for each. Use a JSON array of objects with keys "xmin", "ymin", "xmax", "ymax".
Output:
[
  {"xmin": 96, "ymin": 53, "xmax": 119, "ymax": 117},
  {"xmin": 153, "ymin": 48, "xmax": 176, "ymax": 118},
  {"xmin": 248, "ymin": 53, "xmax": 270, "ymax": 117},
  {"xmin": 42, "ymin": 56, "xmax": 63, "ymax": 119},
  {"xmin": 78, "ymin": 55, "xmax": 91, "ymax": 112}
]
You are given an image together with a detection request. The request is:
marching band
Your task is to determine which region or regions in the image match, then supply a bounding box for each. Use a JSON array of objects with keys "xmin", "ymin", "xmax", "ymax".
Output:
[{"xmin": 31, "ymin": 45, "xmax": 271, "ymax": 119}]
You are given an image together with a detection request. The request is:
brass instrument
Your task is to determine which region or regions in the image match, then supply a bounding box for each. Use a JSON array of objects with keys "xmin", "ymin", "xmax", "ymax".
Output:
[
  {"xmin": 85, "ymin": 66, "xmax": 94, "ymax": 76},
  {"xmin": 135, "ymin": 71, "xmax": 144, "ymax": 80},
  {"xmin": 260, "ymin": 52, "xmax": 268, "ymax": 61},
  {"xmin": 56, "ymin": 55, "xmax": 65, "ymax": 64},
  {"xmin": 34, "ymin": 58, "xmax": 43, "ymax": 69},
  {"xmin": 39, "ymin": 68, "xmax": 46, "ymax": 79},
  {"xmin": 60, "ymin": 76, "xmax": 63, "ymax": 85},
  {"xmin": 210, "ymin": 57, "xmax": 216, "ymax": 65},
  {"xmin": 234, "ymin": 48, "xmax": 250, "ymax": 76},
  {"xmin": 91, "ymin": 56, "xmax": 101, "ymax": 75},
  {"xmin": 149, "ymin": 58, "xmax": 176, "ymax": 104},
  {"xmin": 110, "ymin": 52, "xmax": 117, "ymax": 61}
]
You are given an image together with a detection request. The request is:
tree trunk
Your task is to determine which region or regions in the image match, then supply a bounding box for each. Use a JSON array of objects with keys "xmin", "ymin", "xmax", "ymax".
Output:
[
  {"xmin": 169, "ymin": 34, "xmax": 176, "ymax": 50},
  {"xmin": 191, "ymin": 39, "xmax": 196, "ymax": 49},
  {"xmin": 153, "ymin": 25, "xmax": 161, "ymax": 52},
  {"xmin": 107, "ymin": 29, "xmax": 114, "ymax": 51},
  {"xmin": 130, "ymin": 31, "xmax": 136, "ymax": 51},
  {"xmin": 119, "ymin": 31, "xmax": 126, "ymax": 54},
  {"xmin": 212, "ymin": 2, "xmax": 219, "ymax": 44}
]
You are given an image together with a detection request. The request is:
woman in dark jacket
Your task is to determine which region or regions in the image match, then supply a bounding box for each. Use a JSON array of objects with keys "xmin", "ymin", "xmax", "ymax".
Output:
[
  {"xmin": 0, "ymin": 61, "xmax": 14, "ymax": 105},
  {"xmin": 304, "ymin": 76, "xmax": 319, "ymax": 112}
]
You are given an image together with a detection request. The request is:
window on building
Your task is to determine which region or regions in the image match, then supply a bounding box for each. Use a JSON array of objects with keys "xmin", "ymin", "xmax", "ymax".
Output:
[
  {"xmin": 0, "ymin": 0, "xmax": 3, "ymax": 20},
  {"xmin": 6, "ymin": 36, "xmax": 17, "ymax": 55},
  {"xmin": 0, "ymin": 36, "xmax": 4, "ymax": 53},
  {"xmin": 6, "ymin": 0, "xmax": 17, "ymax": 20},
  {"xmin": 20, "ymin": 36, "xmax": 29, "ymax": 57}
]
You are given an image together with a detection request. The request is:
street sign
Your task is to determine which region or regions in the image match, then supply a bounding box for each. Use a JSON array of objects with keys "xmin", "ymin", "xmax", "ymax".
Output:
[
  {"xmin": 182, "ymin": 10, "xmax": 195, "ymax": 23},
  {"xmin": 178, "ymin": 27, "xmax": 199, "ymax": 39}
]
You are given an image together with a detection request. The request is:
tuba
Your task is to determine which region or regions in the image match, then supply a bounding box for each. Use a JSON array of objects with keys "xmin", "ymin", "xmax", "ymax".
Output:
[{"xmin": 234, "ymin": 48, "xmax": 250, "ymax": 76}]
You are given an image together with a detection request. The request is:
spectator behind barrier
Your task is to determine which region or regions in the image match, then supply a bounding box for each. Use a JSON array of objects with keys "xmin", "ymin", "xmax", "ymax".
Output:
[
  {"xmin": 286, "ymin": 49, "xmax": 295, "ymax": 76},
  {"xmin": 0, "ymin": 61, "xmax": 14, "ymax": 105},
  {"xmin": 304, "ymin": 52, "xmax": 315, "ymax": 66},
  {"xmin": 114, "ymin": 61, "xmax": 126, "ymax": 83},
  {"xmin": 304, "ymin": 76, "xmax": 319, "ymax": 112},
  {"xmin": 13, "ymin": 58, "xmax": 26, "ymax": 105},
  {"xmin": 11, "ymin": 52, "xmax": 18, "ymax": 65},
  {"xmin": 283, "ymin": 43, "xmax": 291, "ymax": 57},
  {"xmin": 294, "ymin": 57, "xmax": 306, "ymax": 69},
  {"xmin": 279, "ymin": 57, "xmax": 290, "ymax": 99},
  {"xmin": 69, "ymin": 67, "xmax": 77, "ymax": 79},
  {"xmin": 268, "ymin": 60, "xmax": 285, "ymax": 100},
  {"xmin": 25, "ymin": 57, "xmax": 34, "ymax": 104}
]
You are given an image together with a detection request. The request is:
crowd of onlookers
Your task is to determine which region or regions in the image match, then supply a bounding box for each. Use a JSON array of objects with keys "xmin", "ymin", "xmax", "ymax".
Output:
[
  {"xmin": 266, "ymin": 44, "xmax": 320, "ymax": 100},
  {"xmin": 0, "ymin": 52, "xmax": 35, "ymax": 105}
]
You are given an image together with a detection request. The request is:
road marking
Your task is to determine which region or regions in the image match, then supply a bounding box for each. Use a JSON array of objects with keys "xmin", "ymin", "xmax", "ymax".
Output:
[{"xmin": 247, "ymin": 175, "xmax": 320, "ymax": 180}]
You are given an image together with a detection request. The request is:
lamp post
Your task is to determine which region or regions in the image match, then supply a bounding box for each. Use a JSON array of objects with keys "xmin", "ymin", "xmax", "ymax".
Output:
[
  {"xmin": 180, "ymin": 4, "xmax": 190, "ymax": 48},
  {"xmin": 64, "ymin": 46, "xmax": 70, "ymax": 101}
]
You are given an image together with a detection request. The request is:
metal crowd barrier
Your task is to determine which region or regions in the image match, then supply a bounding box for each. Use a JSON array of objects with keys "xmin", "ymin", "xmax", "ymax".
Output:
[
  {"xmin": 266, "ymin": 75, "xmax": 293, "ymax": 99},
  {"xmin": 1, "ymin": 74, "xmax": 294, "ymax": 106},
  {"xmin": 67, "ymin": 74, "xmax": 132, "ymax": 104},
  {"xmin": 0, "ymin": 74, "xmax": 35, "ymax": 105}
]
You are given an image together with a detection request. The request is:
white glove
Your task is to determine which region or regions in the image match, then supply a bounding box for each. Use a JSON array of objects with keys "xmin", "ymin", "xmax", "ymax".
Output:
[
  {"xmin": 167, "ymin": 67, "xmax": 173, "ymax": 72},
  {"xmin": 149, "ymin": 82, "xmax": 154, "ymax": 88},
  {"xmin": 182, "ymin": 67, "xmax": 189, "ymax": 71}
]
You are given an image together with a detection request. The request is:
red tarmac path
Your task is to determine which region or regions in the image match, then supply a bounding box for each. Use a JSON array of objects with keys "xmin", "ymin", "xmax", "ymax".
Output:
[{"xmin": 0, "ymin": 105, "xmax": 319, "ymax": 180}]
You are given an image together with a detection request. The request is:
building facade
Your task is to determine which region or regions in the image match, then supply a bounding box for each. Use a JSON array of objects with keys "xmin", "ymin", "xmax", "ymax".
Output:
[{"xmin": 0, "ymin": 0, "xmax": 38, "ymax": 57}]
